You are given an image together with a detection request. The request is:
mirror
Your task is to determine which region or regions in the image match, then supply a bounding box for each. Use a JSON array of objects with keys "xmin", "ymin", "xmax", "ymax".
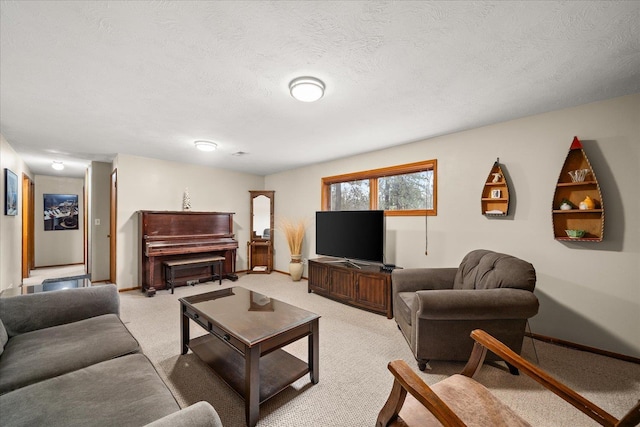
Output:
[
  {"xmin": 248, "ymin": 290, "xmax": 274, "ymax": 311},
  {"xmin": 248, "ymin": 191, "xmax": 274, "ymax": 273}
]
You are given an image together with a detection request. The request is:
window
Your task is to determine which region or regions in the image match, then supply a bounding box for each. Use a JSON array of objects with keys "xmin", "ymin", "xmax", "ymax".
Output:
[
  {"xmin": 329, "ymin": 179, "xmax": 370, "ymax": 210},
  {"xmin": 321, "ymin": 159, "xmax": 437, "ymax": 216}
]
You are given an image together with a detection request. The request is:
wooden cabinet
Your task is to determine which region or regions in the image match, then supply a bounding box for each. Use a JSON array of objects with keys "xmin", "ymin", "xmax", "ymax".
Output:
[
  {"xmin": 247, "ymin": 241, "xmax": 271, "ymax": 273},
  {"xmin": 481, "ymin": 159, "xmax": 510, "ymax": 216},
  {"xmin": 308, "ymin": 260, "xmax": 329, "ymax": 292},
  {"xmin": 552, "ymin": 137, "xmax": 604, "ymax": 242},
  {"xmin": 355, "ymin": 271, "xmax": 391, "ymax": 313},
  {"xmin": 329, "ymin": 267, "xmax": 357, "ymax": 301},
  {"xmin": 308, "ymin": 258, "xmax": 393, "ymax": 318}
]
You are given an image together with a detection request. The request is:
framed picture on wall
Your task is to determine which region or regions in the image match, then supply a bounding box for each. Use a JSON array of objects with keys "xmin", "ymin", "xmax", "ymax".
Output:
[
  {"xmin": 4, "ymin": 168, "xmax": 18, "ymax": 216},
  {"xmin": 44, "ymin": 193, "xmax": 79, "ymax": 230}
]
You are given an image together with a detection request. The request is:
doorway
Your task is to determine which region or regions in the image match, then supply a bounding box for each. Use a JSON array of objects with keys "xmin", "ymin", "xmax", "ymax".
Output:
[
  {"xmin": 110, "ymin": 169, "xmax": 117, "ymax": 284},
  {"xmin": 21, "ymin": 173, "xmax": 34, "ymax": 279}
]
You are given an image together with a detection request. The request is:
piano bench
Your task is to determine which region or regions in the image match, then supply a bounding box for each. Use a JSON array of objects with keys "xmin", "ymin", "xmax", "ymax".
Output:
[{"xmin": 162, "ymin": 256, "xmax": 225, "ymax": 294}]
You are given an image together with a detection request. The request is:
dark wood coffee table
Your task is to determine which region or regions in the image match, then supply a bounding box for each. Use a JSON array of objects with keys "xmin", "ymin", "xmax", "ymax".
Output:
[{"xmin": 180, "ymin": 287, "xmax": 320, "ymax": 427}]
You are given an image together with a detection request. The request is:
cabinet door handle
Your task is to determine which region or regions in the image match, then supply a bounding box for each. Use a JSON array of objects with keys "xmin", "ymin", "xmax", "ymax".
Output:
[{"xmin": 223, "ymin": 334, "xmax": 231, "ymax": 341}]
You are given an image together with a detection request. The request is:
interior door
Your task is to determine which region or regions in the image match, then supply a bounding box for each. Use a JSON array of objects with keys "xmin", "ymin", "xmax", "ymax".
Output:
[
  {"xmin": 83, "ymin": 180, "xmax": 88, "ymax": 273},
  {"xmin": 109, "ymin": 169, "xmax": 117, "ymax": 284},
  {"xmin": 21, "ymin": 174, "xmax": 34, "ymax": 278}
]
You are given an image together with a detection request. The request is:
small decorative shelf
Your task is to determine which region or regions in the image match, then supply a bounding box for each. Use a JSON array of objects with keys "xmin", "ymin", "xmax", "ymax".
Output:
[
  {"xmin": 481, "ymin": 158, "xmax": 510, "ymax": 216},
  {"xmin": 552, "ymin": 137, "xmax": 604, "ymax": 242}
]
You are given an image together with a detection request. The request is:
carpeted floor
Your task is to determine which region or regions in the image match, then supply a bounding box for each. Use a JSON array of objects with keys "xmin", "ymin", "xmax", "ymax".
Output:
[{"xmin": 118, "ymin": 273, "xmax": 639, "ymax": 427}]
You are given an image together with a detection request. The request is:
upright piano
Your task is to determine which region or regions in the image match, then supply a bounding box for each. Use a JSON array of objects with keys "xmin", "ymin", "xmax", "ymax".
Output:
[{"xmin": 139, "ymin": 211, "xmax": 238, "ymax": 295}]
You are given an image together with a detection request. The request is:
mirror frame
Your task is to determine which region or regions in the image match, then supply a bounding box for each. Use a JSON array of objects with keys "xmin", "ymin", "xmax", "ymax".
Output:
[
  {"xmin": 249, "ymin": 190, "xmax": 274, "ymax": 241},
  {"xmin": 248, "ymin": 190, "xmax": 274, "ymax": 273}
]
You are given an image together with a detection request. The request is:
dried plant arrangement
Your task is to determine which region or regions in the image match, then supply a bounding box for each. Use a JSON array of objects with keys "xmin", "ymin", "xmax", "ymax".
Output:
[{"xmin": 279, "ymin": 217, "xmax": 307, "ymax": 255}]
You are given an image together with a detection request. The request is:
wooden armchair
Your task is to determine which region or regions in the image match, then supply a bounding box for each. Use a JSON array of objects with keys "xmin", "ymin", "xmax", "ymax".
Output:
[{"xmin": 377, "ymin": 330, "xmax": 640, "ymax": 427}]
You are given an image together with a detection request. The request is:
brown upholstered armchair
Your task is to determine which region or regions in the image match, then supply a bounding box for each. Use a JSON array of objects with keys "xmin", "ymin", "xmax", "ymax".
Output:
[{"xmin": 392, "ymin": 249, "xmax": 539, "ymax": 371}]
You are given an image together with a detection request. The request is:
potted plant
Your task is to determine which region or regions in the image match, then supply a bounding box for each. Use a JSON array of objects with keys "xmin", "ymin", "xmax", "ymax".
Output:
[{"xmin": 279, "ymin": 217, "xmax": 307, "ymax": 281}]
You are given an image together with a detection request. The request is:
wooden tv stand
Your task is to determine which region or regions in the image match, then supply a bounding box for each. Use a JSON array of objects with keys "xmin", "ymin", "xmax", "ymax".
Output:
[{"xmin": 307, "ymin": 258, "xmax": 393, "ymax": 318}]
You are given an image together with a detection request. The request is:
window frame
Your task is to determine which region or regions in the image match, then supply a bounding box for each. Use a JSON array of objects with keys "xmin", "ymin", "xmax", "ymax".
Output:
[{"xmin": 321, "ymin": 159, "xmax": 437, "ymax": 216}]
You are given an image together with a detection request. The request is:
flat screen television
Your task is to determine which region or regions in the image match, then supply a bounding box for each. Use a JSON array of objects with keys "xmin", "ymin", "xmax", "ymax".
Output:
[{"xmin": 315, "ymin": 210, "xmax": 385, "ymax": 265}]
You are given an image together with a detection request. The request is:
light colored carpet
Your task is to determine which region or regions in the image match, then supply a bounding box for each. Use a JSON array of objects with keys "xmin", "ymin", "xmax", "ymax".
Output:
[{"xmin": 119, "ymin": 273, "xmax": 639, "ymax": 427}]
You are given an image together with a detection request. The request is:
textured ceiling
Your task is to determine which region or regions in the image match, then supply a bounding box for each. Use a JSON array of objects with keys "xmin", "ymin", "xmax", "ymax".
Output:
[{"xmin": 1, "ymin": 1, "xmax": 639, "ymax": 177}]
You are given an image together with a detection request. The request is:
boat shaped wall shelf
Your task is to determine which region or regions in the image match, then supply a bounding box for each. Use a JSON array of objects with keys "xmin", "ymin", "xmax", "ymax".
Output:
[
  {"xmin": 481, "ymin": 158, "xmax": 510, "ymax": 216},
  {"xmin": 552, "ymin": 136, "xmax": 604, "ymax": 242}
]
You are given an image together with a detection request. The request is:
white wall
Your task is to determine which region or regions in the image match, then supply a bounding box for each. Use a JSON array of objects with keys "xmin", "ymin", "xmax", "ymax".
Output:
[
  {"xmin": 34, "ymin": 175, "xmax": 85, "ymax": 267},
  {"xmin": 0, "ymin": 135, "xmax": 31, "ymax": 290},
  {"xmin": 266, "ymin": 94, "xmax": 640, "ymax": 358},
  {"xmin": 114, "ymin": 154, "xmax": 264, "ymax": 289}
]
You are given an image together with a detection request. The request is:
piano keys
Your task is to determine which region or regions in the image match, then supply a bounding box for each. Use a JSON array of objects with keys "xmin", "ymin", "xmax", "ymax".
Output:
[{"xmin": 138, "ymin": 211, "xmax": 238, "ymax": 296}]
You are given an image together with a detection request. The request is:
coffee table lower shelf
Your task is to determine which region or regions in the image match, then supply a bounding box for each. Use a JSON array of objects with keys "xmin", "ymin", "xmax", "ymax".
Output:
[{"xmin": 189, "ymin": 334, "xmax": 310, "ymax": 404}]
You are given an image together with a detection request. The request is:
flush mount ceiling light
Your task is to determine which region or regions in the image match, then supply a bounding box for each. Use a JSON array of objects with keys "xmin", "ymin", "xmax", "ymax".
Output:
[
  {"xmin": 51, "ymin": 161, "xmax": 64, "ymax": 171},
  {"xmin": 194, "ymin": 140, "xmax": 217, "ymax": 152},
  {"xmin": 289, "ymin": 76, "xmax": 325, "ymax": 102}
]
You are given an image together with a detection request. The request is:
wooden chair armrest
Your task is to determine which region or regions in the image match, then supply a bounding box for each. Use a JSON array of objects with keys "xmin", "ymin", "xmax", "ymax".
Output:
[
  {"xmin": 469, "ymin": 329, "xmax": 619, "ymax": 427},
  {"xmin": 376, "ymin": 360, "xmax": 467, "ymax": 427},
  {"xmin": 460, "ymin": 337, "xmax": 489, "ymax": 378}
]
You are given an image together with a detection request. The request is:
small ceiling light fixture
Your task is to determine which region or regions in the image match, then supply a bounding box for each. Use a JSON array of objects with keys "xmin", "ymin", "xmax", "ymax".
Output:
[
  {"xmin": 51, "ymin": 161, "xmax": 64, "ymax": 171},
  {"xmin": 194, "ymin": 140, "xmax": 217, "ymax": 152},
  {"xmin": 289, "ymin": 76, "xmax": 325, "ymax": 102}
]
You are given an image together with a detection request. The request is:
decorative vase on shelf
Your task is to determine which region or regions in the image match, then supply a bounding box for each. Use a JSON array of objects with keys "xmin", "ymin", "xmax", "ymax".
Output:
[
  {"xmin": 183, "ymin": 188, "xmax": 192, "ymax": 211},
  {"xmin": 289, "ymin": 255, "xmax": 303, "ymax": 281},
  {"xmin": 579, "ymin": 196, "xmax": 595, "ymax": 210},
  {"xmin": 560, "ymin": 198, "xmax": 573, "ymax": 210}
]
